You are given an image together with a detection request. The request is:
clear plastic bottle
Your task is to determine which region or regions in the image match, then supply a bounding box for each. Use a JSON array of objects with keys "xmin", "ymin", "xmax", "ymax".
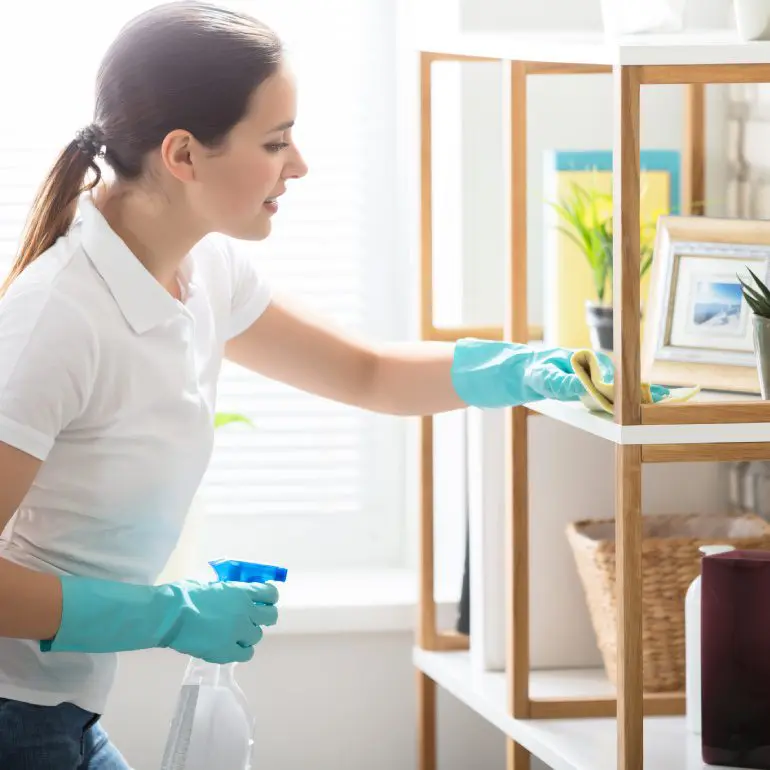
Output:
[
  {"xmin": 160, "ymin": 559, "xmax": 287, "ymax": 770},
  {"xmin": 684, "ymin": 544, "xmax": 734, "ymax": 734}
]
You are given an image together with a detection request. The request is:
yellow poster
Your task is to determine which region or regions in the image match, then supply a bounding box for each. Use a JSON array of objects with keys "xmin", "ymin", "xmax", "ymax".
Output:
[{"xmin": 543, "ymin": 151, "xmax": 679, "ymax": 349}]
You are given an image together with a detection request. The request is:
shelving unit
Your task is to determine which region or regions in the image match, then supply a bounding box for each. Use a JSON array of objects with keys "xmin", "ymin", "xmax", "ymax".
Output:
[
  {"xmin": 414, "ymin": 29, "xmax": 770, "ymax": 770},
  {"xmin": 414, "ymin": 649, "xmax": 706, "ymax": 770}
]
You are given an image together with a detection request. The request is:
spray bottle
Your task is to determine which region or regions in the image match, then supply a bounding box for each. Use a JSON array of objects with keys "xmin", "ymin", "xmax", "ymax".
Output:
[{"xmin": 160, "ymin": 558, "xmax": 287, "ymax": 770}]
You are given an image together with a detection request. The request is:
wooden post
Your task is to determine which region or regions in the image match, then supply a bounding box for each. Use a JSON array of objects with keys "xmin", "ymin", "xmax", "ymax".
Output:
[
  {"xmin": 613, "ymin": 64, "xmax": 642, "ymax": 428},
  {"xmin": 418, "ymin": 670, "xmax": 437, "ymax": 770},
  {"xmin": 419, "ymin": 51, "xmax": 434, "ymax": 342},
  {"xmin": 418, "ymin": 416, "xmax": 437, "ymax": 651},
  {"xmin": 507, "ymin": 742, "xmax": 531, "ymax": 770},
  {"xmin": 616, "ymin": 445, "xmax": 644, "ymax": 770},
  {"xmin": 417, "ymin": 49, "xmax": 438, "ymax": 652},
  {"xmin": 506, "ymin": 60, "xmax": 528, "ymax": 342},
  {"xmin": 683, "ymin": 82, "xmax": 706, "ymax": 215},
  {"xmin": 613, "ymin": 63, "xmax": 644, "ymax": 770},
  {"xmin": 504, "ymin": 58, "xmax": 531, "ymax": 770},
  {"xmin": 418, "ymin": 50, "xmax": 438, "ymax": 770}
]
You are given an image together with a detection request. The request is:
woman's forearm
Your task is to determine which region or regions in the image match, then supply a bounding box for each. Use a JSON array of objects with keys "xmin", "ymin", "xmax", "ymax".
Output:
[
  {"xmin": 368, "ymin": 341, "xmax": 465, "ymax": 416},
  {"xmin": 0, "ymin": 558, "xmax": 63, "ymax": 641}
]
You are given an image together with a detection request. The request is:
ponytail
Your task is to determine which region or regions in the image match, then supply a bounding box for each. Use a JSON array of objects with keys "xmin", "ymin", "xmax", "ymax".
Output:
[{"xmin": 1, "ymin": 126, "xmax": 103, "ymax": 297}]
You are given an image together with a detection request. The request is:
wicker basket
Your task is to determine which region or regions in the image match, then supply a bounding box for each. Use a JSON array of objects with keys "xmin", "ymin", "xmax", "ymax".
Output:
[{"xmin": 566, "ymin": 512, "xmax": 770, "ymax": 692}]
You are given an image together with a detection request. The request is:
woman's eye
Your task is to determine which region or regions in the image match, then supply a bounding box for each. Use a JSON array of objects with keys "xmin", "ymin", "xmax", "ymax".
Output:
[{"xmin": 265, "ymin": 142, "xmax": 290, "ymax": 153}]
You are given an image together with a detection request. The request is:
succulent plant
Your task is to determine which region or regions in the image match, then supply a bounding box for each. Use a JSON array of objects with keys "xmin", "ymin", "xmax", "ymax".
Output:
[{"xmin": 738, "ymin": 267, "xmax": 770, "ymax": 319}]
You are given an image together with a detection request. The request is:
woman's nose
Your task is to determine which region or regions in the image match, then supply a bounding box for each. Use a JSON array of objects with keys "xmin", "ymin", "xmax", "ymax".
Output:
[{"xmin": 284, "ymin": 146, "xmax": 308, "ymax": 180}]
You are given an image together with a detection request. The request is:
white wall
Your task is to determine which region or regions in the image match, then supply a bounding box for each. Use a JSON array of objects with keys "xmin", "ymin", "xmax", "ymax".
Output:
[{"xmin": 727, "ymin": 78, "xmax": 770, "ymax": 217}]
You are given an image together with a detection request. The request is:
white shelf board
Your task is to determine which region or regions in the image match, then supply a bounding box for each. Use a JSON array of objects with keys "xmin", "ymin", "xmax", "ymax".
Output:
[
  {"xmin": 413, "ymin": 649, "xmax": 738, "ymax": 770},
  {"xmin": 523, "ymin": 390, "xmax": 770, "ymax": 445},
  {"xmin": 413, "ymin": 28, "xmax": 770, "ymax": 67}
]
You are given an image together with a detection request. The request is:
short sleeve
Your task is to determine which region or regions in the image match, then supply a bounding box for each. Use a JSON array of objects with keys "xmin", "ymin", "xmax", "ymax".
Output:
[
  {"xmin": 0, "ymin": 286, "xmax": 98, "ymax": 461},
  {"xmin": 221, "ymin": 238, "xmax": 272, "ymax": 340}
]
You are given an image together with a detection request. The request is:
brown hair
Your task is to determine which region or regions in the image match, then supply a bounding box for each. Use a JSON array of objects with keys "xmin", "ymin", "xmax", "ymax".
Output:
[{"xmin": 2, "ymin": 1, "xmax": 282, "ymax": 294}]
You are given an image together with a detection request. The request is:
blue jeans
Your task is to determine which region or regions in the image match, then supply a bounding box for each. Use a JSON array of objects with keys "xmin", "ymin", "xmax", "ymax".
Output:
[{"xmin": 0, "ymin": 697, "xmax": 130, "ymax": 769}]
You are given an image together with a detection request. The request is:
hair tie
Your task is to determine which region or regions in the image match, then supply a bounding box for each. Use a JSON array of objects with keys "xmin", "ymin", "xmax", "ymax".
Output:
[{"xmin": 74, "ymin": 125, "xmax": 105, "ymax": 158}]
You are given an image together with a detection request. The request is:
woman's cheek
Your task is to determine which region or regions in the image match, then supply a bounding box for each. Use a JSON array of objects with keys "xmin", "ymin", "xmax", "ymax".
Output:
[{"xmin": 236, "ymin": 157, "xmax": 273, "ymax": 199}]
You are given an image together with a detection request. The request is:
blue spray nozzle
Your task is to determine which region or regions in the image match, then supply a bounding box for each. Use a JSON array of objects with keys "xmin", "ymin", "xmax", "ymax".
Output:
[{"xmin": 209, "ymin": 558, "xmax": 288, "ymax": 584}]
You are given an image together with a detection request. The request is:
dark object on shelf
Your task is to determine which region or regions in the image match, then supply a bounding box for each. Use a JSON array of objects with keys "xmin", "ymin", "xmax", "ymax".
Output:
[
  {"xmin": 585, "ymin": 300, "xmax": 613, "ymax": 351},
  {"xmin": 701, "ymin": 549, "xmax": 770, "ymax": 768},
  {"xmin": 456, "ymin": 520, "xmax": 470, "ymax": 636}
]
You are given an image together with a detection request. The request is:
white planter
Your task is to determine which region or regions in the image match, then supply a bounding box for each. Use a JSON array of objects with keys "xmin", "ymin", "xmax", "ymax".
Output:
[
  {"xmin": 600, "ymin": 0, "xmax": 687, "ymax": 36},
  {"xmin": 734, "ymin": 0, "xmax": 770, "ymax": 40}
]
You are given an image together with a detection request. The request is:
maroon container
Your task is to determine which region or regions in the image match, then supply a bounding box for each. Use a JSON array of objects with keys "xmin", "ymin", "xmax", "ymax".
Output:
[{"xmin": 701, "ymin": 549, "xmax": 770, "ymax": 767}]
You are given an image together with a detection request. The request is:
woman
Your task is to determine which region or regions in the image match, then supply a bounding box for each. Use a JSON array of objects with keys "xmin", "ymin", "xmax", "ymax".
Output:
[{"xmin": 0, "ymin": 2, "xmax": 608, "ymax": 767}]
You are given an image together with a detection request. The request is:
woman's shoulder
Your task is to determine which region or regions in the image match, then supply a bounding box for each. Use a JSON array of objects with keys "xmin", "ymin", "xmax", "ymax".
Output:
[
  {"xmin": 5, "ymin": 223, "xmax": 90, "ymax": 289},
  {"xmin": 189, "ymin": 233, "xmax": 259, "ymax": 295},
  {"xmin": 0, "ymin": 234, "xmax": 99, "ymax": 335},
  {"xmin": 191, "ymin": 232, "xmax": 235, "ymax": 265}
]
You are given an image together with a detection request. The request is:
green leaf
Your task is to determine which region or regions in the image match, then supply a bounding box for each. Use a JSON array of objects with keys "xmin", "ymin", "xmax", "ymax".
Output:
[
  {"xmin": 214, "ymin": 412, "xmax": 254, "ymax": 430},
  {"xmin": 555, "ymin": 225, "xmax": 591, "ymax": 256},
  {"xmin": 550, "ymin": 200, "xmax": 595, "ymax": 258},
  {"xmin": 738, "ymin": 276, "xmax": 770, "ymax": 317},
  {"xmin": 640, "ymin": 252, "xmax": 653, "ymax": 280},
  {"xmin": 548, "ymin": 179, "xmax": 656, "ymax": 304},
  {"xmin": 746, "ymin": 267, "xmax": 770, "ymax": 305},
  {"xmin": 738, "ymin": 273, "xmax": 765, "ymax": 303},
  {"xmin": 550, "ymin": 189, "xmax": 608, "ymax": 299},
  {"xmin": 743, "ymin": 292, "xmax": 766, "ymax": 317}
]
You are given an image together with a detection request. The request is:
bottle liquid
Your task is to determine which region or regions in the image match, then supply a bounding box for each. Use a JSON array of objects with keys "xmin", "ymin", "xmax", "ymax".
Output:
[
  {"xmin": 685, "ymin": 544, "xmax": 735, "ymax": 734},
  {"xmin": 160, "ymin": 559, "xmax": 287, "ymax": 770},
  {"xmin": 701, "ymin": 549, "xmax": 770, "ymax": 768}
]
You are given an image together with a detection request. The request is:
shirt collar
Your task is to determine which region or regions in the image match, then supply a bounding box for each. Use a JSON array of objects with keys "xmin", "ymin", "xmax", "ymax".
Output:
[{"xmin": 77, "ymin": 193, "xmax": 194, "ymax": 335}]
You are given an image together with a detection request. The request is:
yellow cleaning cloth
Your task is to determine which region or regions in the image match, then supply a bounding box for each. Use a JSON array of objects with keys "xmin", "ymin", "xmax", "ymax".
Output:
[{"xmin": 570, "ymin": 349, "xmax": 701, "ymax": 415}]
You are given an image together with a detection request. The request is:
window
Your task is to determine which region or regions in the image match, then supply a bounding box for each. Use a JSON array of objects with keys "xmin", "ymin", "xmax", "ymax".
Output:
[{"xmin": 0, "ymin": 0, "xmax": 407, "ymax": 571}]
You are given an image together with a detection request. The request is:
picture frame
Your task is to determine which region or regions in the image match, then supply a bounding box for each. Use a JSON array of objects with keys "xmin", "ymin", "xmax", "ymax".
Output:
[{"xmin": 642, "ymin": 215, "xmax": 770, "ymax": 394}]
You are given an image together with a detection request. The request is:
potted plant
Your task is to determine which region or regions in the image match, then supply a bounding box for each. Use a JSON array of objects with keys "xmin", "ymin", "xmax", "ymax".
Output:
[
  {"xmin": 550, "ymin": 181, "xmax": 657, "ymax": 351},
  {"xmin": 738, "ymin": 267, "xmax": 770, "ymax": 399},
  {"xmin": 155, "ymin": 411, "xmax": 254, "ymax": 583}
]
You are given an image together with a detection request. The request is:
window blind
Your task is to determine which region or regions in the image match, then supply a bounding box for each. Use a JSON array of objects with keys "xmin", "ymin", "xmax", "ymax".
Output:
[{"xmin": 0, "ymin": 0, "xmax": 404, "ymax": 565}]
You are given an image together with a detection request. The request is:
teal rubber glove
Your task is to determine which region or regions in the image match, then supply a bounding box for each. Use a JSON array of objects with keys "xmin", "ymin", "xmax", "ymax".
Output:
[
  {"xmin": 40, "ymin": 576, "xmax": 279, "ymax": 664},
  {"xmin": 450, "ymin": 338, "xmax": 616, "ymax": 408}
]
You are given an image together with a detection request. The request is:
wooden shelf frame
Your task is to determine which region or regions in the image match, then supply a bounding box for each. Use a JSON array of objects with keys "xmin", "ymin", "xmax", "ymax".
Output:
[{"xmin": 416, "ymin": 52, "xmax": 770, "ymax": 770}]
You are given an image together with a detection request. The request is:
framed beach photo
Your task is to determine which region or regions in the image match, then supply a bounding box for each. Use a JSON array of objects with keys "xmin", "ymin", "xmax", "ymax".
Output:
[{"xmin": 642, "ymin": 216, "xmax": 770, "ymax": 394}]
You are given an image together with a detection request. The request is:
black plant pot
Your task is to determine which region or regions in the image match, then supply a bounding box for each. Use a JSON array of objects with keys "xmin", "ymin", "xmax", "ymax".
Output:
[{"xmin": 585, "ymin": 301, "xmax": 613, "ymax": 352}]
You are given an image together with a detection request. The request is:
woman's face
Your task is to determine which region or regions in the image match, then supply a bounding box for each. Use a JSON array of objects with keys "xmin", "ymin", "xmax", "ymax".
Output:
[{"xmin": 187, "ymin": 63, "xmax": 308, "ymax": 241}]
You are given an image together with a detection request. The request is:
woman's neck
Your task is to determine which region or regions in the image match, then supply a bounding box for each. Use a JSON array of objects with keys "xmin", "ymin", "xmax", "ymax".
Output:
[{"xmin": 93, "ymin": 182, "xmax": 206, "ymax": 298}]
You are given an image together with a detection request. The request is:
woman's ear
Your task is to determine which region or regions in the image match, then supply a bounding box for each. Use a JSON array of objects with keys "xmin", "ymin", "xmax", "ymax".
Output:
[{"xmin": 160, "ymin": 130, "xmax": 197, "ymax": 183}]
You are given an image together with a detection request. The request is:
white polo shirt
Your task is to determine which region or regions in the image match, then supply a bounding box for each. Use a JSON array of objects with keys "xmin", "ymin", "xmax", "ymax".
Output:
[{"xmin": 0, "ymin": 193, "xmax": 271, "ymax": 714}]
